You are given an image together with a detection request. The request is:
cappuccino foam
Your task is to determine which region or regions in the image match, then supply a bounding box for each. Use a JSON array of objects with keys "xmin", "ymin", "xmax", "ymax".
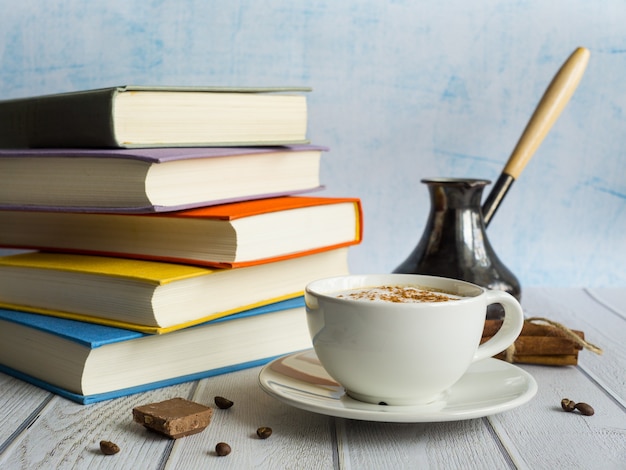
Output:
[{"xmin": 336, "ymin": 285, "xmax": 462, "ymax": 303}]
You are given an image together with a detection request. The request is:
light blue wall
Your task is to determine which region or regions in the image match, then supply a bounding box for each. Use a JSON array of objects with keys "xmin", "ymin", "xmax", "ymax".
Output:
[{"xmin": 1, "ymin": 1, "xmax": 625, "ymax": 287}]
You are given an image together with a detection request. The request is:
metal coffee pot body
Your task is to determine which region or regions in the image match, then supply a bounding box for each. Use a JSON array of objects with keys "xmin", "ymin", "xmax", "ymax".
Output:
[{"xmin": 393, "ymin": 178, "xmax": 520, "ymax": 319}]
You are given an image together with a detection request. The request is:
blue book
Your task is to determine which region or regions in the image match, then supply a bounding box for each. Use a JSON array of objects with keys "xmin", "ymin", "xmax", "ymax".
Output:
[{"xmin": 0, "ymin": 297, "xmax": 309, "ymax": 404}]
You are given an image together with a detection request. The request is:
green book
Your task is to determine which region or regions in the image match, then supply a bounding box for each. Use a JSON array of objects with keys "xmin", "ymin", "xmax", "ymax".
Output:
[{"xmin": 0, "ymin": 85, "xmax": 310, "ymax": 148}]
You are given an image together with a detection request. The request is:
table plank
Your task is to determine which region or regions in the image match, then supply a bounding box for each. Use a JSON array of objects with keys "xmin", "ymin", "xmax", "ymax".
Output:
[
  {"xmin": 586, "ymin": 288, "xmax": 626, "ymax": 321},
  {"xmin": 334, "ymin": 418, "xmax": 513, "ymax": 469},
  {"xmin": 164, "ymin": 366, "xmax": 336, "ymax": 469},
  {"xmin": 0, "ymin": 373, "xmax": 52, "ymax": 450},
  {"xmin": 522, "ymin": 287, "xmax": 626, "ymax": 406},
  {"xmin": 490, "ymin": 364, "xmax": 626, "ymax": 470},
  {"xmin": 0, "ymin": 383, "xmax": 195, "ymax": 470}
]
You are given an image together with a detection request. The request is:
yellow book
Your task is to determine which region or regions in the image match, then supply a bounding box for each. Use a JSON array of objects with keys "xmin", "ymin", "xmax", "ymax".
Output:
[{"xmin": 0, "ymin": 249, "xmax": 349, "ymax": 334}]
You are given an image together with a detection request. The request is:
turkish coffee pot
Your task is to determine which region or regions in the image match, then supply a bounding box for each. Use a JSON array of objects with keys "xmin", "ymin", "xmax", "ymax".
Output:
[{"xmin": 394, "ymin": 48, "xmax": 590, "ymax": 318}]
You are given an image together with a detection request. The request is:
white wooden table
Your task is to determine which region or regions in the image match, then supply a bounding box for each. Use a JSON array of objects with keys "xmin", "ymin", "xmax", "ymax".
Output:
[{"xmin": 0, "ymin": 287, "xmax": 625, "ymax": 469}]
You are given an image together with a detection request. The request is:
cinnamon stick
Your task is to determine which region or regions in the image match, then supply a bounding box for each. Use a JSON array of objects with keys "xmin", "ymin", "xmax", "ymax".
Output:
[
  {"xmin": 483, "ymin": 319, "xmax": 585, "ymax": 341},
  {"xmin": 481, "ymin": 335, "xmax": 582, "ymax": 355},
  {"xmin": 482, "ymin": 319, "xmax": 585, "ymax": 366},
  {"xmin": 493, "ymin": 353, "xmax": 579, "ymax": 366}
]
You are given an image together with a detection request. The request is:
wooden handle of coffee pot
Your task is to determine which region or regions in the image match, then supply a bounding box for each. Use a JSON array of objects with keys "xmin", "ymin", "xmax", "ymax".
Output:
[
  {"xmin": 503, "ymin": 47, "xmax": 590, "ymax": 179},
  {"xmin": 482, "ymin": 47, "xmax": 590, "ymax": 226}
]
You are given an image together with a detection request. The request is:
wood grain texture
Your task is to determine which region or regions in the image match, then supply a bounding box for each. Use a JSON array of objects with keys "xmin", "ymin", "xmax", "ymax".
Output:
[
  {"xmin": 0, "ymin": 383, "xmax": 195, "ymax": 470},
  {"xmin": 163, "ymin": 367, "xmax": 336, "ymax": 469},
  {"xmin": 490, "ymin": 365, "xmax": 626, "ymax": 470},
  {"xmin": 0, "ymin": 375, "xmax": 51, "ymax": 447},
  {"xmin": 334, "ymin": 418, "xmax": 513, "ymax": 469},
  {"xmin": 586, "ymin": 288, "xmax": 626, "ymax": 321},
  {"xmin": 521, "ymin": 287, "xmax": 626, "ymax": 407}
]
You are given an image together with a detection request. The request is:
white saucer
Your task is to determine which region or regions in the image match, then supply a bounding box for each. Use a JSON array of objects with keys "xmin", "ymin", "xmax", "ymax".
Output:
[{"xmin": 259, "ymin": 349, "xmax": 538, "ymax": 423}]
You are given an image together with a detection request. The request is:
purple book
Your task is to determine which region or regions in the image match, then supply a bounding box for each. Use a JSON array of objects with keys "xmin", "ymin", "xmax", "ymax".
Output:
[{"xmin": 0, "ymin": 145, "xmax": 326, "ymax": 213}]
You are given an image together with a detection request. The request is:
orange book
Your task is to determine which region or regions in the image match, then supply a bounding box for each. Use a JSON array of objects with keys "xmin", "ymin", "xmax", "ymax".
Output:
[{"xmin": 0, "ymin": 196, "xmax": 362, "ymax": 268}]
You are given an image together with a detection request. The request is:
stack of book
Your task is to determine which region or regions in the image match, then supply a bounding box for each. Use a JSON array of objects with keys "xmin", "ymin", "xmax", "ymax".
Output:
[{"xmin": 0, "ymin": 85, "xmax": 363, "ymax": 404}]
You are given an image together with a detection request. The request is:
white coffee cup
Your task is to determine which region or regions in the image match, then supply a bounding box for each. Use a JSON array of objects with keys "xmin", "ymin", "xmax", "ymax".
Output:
[{"xmin": 305, "ymin": 274, "xmax": 524, "ymax": 406}]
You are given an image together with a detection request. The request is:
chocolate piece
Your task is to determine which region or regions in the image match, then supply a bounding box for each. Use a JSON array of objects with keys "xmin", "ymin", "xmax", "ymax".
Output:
[{"xmin": 132, "ymin": 397, "xmax": 212, "ymax": 439}]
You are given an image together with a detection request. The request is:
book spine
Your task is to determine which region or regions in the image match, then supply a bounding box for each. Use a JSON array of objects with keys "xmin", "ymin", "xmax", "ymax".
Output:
[{"xmin": 0, "ymin": 88, "xmax": 120, "ymax": 148}]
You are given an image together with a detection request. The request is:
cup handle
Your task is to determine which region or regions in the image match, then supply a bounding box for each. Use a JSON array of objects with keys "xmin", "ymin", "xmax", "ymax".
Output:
[{"xmin": 473, "ymin": 290, "xmax": 524, "ymax": 362}]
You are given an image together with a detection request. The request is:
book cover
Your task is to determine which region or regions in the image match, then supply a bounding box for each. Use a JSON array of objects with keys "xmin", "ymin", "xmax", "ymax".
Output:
[
  {"xmin": 0, "ymin": 248, "xmax": 350, "ymax": 333},
  {"xmin": 0, "ymin": 297, "xmax": 310, "ymax": 404},
  {"xmin": 0, "ymin": 145, "xmax": 326, "ymax": 212},
  {"xmin": 0, "ymin": 85, "xmax": 311, "ymax": 148},
  {"xmin": 0, "ymin": 196, "xmax": 363, "ymax": 268}
]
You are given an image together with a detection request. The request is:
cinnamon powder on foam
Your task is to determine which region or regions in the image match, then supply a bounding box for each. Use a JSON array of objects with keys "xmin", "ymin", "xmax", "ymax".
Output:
[{"xmin": 337, "ymin": 285, "xmax": 460, "ymax": 303}]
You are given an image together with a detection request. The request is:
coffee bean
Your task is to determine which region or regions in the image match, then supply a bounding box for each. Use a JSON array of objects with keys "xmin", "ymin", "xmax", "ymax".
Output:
[
  {"xmin": 214, "ymin": 396, "xmax": 234, "ymax": 409},
  {"xmin": 215, "ymin": 442, "xmax": 231, "ymax": 456},
  {"xmin": 99, "ymin": 440, "xmax": 120, "ymax": 455},
  {"xmin": 256, "ymin": 426, "xmax": 272, "ymax": 439},
  {"xmin": 561, "ymin": 398, "xmax": 576, "ymax": 412},
  {"xmin": 574, "ymin": 402, "xmax": 595, "ymax": 416}
]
